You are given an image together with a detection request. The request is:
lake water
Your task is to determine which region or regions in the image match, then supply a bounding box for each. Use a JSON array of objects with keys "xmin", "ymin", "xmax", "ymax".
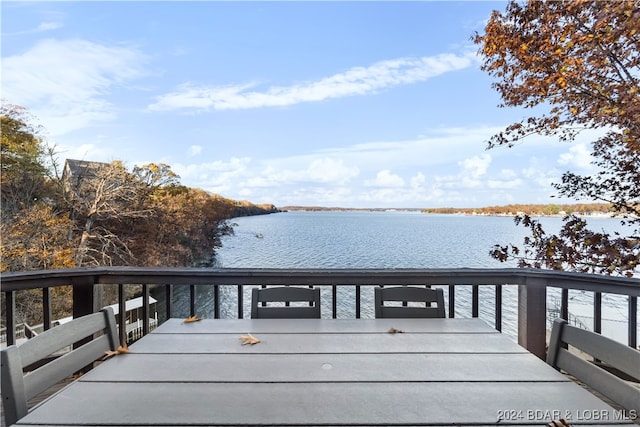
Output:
[
  {"xmin": 217, "ymin": 210, "xmax": 553, "ymax": 269},
  {"xmin": 169, "ymin": 211, "xmax": 636, "ymax": 342}
]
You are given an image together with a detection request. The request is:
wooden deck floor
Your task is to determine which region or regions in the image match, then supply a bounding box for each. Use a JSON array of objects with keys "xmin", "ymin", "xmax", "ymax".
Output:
[
  {"xmin": 4, "ymin": 322, "xmax": 638, "ymax": 426},
  {"xmin": 1, "ymin": 376, "xmax": 76, "ymax": 427}
]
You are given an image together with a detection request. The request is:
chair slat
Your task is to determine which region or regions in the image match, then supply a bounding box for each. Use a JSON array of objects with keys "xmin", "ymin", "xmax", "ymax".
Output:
[
  {"xmin": 378, "ymin": 286, "xmax": 441, "ymax": 303},
  {"xmin": 375, "ymin": 287, "xmax": 446, "ymax": 318},
  {"xmin": 19, "ymin": 311, "xmax": 111, "ymax": 367},
  {"xmin": 23, "ymin": 335, "xmax": 112, "ymax": 400},
  {"xmin": 251, "ymin": 287, "xmax": 321, "ymax": 319},
  {"xmin": 556, "ymin": 348, "xmax": 640, "ymax": 414},
  {"xmin": 547, "ymin": 318, "xmax": 640, "ymax": 414},
  {"xmin": 378, "ymin": 306, "xmax": 445, "ymax": 319},
  {"xmin": 251, "ymin": 307, "xmax": 321, "ymax": 319},
  {"xmin": 562, "ymin": 323, "xmax": 640, "ymax": 380},
  {"xmin": 254, "ymin": 286, "xmax": 319, "ymax": 302}
]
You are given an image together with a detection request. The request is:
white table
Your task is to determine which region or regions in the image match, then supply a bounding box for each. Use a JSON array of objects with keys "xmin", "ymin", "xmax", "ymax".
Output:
[{"xmin": 16, "ymin": 318, "xmax": 635, "ymax": 426}]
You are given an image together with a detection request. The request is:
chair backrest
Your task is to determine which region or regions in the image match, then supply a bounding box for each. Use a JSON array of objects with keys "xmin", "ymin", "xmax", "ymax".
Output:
[
  {"xmin": 546, "ymin": 318, "xmax": 640, "ymax": 414},
  {"xmin": 251, "ymin": 286, "xmax": 321, "ymax": 319},
  {"xmin": 1, "ymin": 307, "xmax": 118, "ymax": 425},
  {"xmin": 374, "ymin": 286, "xmax": 446, "ymax": 318}
]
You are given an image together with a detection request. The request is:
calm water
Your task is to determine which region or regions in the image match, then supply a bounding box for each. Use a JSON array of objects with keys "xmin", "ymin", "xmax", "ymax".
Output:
[
  {"xmin": 167, "ymin": 211, "xmax": 635, "ymax": 341},
  {"xmin": 218, "ymin": 211, "xmax": 545, "ymax": 268}
]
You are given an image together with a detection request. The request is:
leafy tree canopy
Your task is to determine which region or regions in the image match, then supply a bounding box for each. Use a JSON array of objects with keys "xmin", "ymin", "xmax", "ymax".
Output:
[
  {"xmin": 0, "ymin": 128, "xmax": 251, "ymax": 275},
  {"xmin": 0, "ymin": 101, "xmax": 276, "ymax": 324},
  {"xmin": 474, "ymin": 0, "xmax": 639, "ymax": 276},
  {"xmin": 1, "ymin": 102, "xmax": 50, "ymax": 216},
  {"xmin": 0, "ymin": 103, "xmax": 45, "ymax": 174}
]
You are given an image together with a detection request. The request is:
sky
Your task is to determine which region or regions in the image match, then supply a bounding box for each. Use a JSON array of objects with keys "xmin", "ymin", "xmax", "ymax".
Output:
[{"xmin": 2, "ymin": 1, "xmax": 602, "ymax": 209}]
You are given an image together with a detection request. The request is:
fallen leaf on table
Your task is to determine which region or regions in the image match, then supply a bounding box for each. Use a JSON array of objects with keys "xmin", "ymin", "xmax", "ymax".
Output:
[
  {"xmin": 183, "ymin": 315, "xmax": 202, "ymax": 323},
  {"xmin": 104, "ymin": 344, "xmax": 129, "ymax": 358},
  {"xmin": 388, "ymin": 327, "xmax": 404, "ymax": 334},
  {"xmin": 239, "ymin": 333, "xmax": 261, "ymax": 345},
  {"xmin": 547, "ymin": 419, "xmax": 571, "ymax": 427}
]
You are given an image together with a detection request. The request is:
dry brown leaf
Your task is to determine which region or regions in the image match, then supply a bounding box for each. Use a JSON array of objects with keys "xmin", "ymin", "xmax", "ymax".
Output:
[
  {"xmin": 183, "ymin": 315, "xmax": 202, "ymax": 323},
  {"xmin": 239, "ymin": 333, "xmax": 261, "ymax": 345},
  {"xmin": 388, "ymin": 327, "xmax": 404, "ymax": 334},
  {"xmin": 104, "ymin": 344, "xmax": 129, "ymax": 358},
  {"xmin": 547, "ymin": 419, "xmax": 571, "ymax": 427}
]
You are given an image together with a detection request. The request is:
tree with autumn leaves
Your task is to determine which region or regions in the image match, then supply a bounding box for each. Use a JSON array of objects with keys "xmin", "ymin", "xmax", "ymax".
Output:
[
  {"xmin": 474, "ymin": 0, "xmax": 639, "ymax": 276},
  {"xmin": 0, "ymin": 102, "xmax": 240, "ymax": 323},
  {"xmin": 1, "ymin": 111, "xmax": 236, "ymax": 273},
  {"xmin": 1, "ymin": 103, "xmax": 73, "ymax": 272}
]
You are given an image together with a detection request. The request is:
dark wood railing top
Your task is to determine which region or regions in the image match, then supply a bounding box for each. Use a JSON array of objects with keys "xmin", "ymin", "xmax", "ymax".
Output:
[{"xmin": 2, "ymin": 267, "xmax": 639, "ymax": 296}]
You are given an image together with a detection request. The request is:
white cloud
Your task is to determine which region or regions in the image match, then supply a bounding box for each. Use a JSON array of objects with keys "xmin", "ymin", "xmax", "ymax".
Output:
[
  {"xmin": 366, "ymin": 169, "xmax": 405, "ymax": 188},
  {"xmin": 521, "ymin": 162, "xmax": 558, "ymax": 188},
  {"xmin": 172, "ymin": 157, "xmax": 251, "ymax": 193},
  {"xmin": 3, "ymin": 21, "xmax": 63, "ymax": 36},
  {"xmin": 358, "ymin": 182, "xmax": 450, "ymax": 206},
  {"xmin": 305, "ymin": 158, "xmax": 359, "ymax": 184},
  {"xmin": 498, "ymin": 169, "xmax": 518, "ymax": 180},
  {"xmin": 173, "ymin": 156, "xmax": 359, "ymax": 197},
  {"xmin": 36, "ymin": 22, "xmax": 63, "ymax": 32},
  {"xmin": 315, "ymin": 126, "xmax": 504, "ymax": 171},
  {"xmin": 459, "ymin": 153, "xmax": 491, "ymax": 178},
  {"xmin": 558, "ymin": 142, "xmax": 592, "ymax": 169},
  {"xmin": 282, "ymin": 186, "xmax": 354, "ymax": 206},
  {"xmin": 487, "ymin": 179, "xmax": 522, "ymax": 189},
  {"xmin": 410, "ymin": 172, "xmax": 426, "ymax": 189},
  {"xmin": 248, "ymin": 158, "xmax": 359, "ymax": 187},
  {"xmin": 2, "ymin": 38, "xmax": 146, "ymax": 135},
  {"xmin": 142, "ymin": 125, "xmax": 583, "ymax": 208},
  {"xmin": 485, "ymin": 168, "xmax": 522, "ymax": 189},
  {"xmin": 148, "ymin": 52, "xmax": 476, "ymax": 112},
  {"xmin": 188, "ymin": 145, "xmax": 203, "ymax": 157},
  {"xmin": 432, "ymin": 153, "xmax": 492, "ymax": 190}
]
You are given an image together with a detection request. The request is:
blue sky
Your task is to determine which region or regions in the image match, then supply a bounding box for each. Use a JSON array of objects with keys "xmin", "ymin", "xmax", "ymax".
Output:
[{"xmin": 2, "ymin": 1, "xmax": 601, "ymax": 208}]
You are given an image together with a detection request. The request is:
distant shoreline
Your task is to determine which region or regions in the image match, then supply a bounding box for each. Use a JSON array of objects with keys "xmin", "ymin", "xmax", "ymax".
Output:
[
  {"xmin": 280, "ymin": 203, "xmax": 616, "ymax": 218},
  {"xmin": 280, "ymin": 206, "xmax": 423, "ymax": 213}
]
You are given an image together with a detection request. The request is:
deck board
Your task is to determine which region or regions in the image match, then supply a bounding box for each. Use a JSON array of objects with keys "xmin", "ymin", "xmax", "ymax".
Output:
[
  {"xmin": 81, "ymin": 352, "xmax": 567, "ymax": 382},
  {"xmin": 14, "ymin": 319, "xmax": 634, "ymax": 426},
  {"xmin": 21, "ymin": 382, "xmax": 628, "ymax": 426},
  {"xmin": 131, "ymin": 331, "xmax": 525, "ymax": 354},
  {"xmin": 154, "ymin": 317, "xmax": 498, "ymax": 334}
]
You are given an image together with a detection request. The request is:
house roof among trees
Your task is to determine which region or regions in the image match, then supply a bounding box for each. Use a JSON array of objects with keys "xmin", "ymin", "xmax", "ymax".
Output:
[{"xmin": 63, "ymin": 159, "xmax": 110, "ymax": 180}]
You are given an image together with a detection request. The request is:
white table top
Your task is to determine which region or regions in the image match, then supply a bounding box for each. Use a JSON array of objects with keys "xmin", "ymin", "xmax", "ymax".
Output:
[{"xmin": 17, "ymin": 318, "xmax": 635, "ymax": 426}]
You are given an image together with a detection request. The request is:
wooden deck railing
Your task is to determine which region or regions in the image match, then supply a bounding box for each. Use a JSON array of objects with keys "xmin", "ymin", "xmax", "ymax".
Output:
[{"xmin": 1, "ymin": 267, "xmax": 638, "ymax": 359}]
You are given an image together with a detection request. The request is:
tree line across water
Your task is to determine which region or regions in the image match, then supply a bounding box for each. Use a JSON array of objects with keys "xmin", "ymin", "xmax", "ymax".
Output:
[
  {"xmin": 422, "ymin": 203, "xmax": 614, "ymax": 217},
  {"xmin": 283, "ymin": 203, "xmax": 615, "ymax": 217}
]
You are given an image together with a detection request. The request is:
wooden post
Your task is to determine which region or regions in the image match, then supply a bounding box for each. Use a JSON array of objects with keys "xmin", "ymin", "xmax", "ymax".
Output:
[
  {"xmin": 5, "ymin": 290, "xmax": 16, "ymax": 346},
  {"xmin": 518, "ymin": 277, "xmax": 547, "ymax": 360},
  {"xmin": 118, "ymin": 283, "xmax": 127, "ymax": 346},
  {"xmin": 72, "ymin": 277, "xmax": 98, "ymax": 319},
  {"xmin": 629, "ymin": 296, "xmax": 638, "ymax": 349},
  {"xmin": 43, "ymin": 287, "xmax": 52, "ymax": 330},
  {"xmin": 72, "ymin": 276, "xmax": 98, "ymax": 372},
  {"xmin": 142, "ymin": 284, "xmax": 150, "ymax": 335}
]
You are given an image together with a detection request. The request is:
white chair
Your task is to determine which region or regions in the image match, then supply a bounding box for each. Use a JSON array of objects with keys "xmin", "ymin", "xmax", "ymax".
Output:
[
  {"xmin": 374, "ymin": 286, "xmax": 446, "ymax": 318},
  {"xmin": 546, "ymin": 318, "xmax": 640, "ymax": 414},
  {"xmin": 251, "ymin": 286, "xmax": 321, "ymax": 318},
  {"xmin": 1, "ymin": 308, "xmax": 118, "ymax": 425}
]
